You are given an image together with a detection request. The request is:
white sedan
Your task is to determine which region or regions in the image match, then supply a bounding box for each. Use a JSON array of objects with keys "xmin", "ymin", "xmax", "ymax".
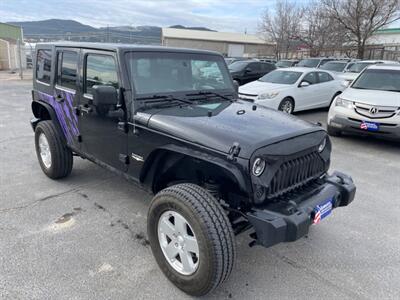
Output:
[{"xmin": 238, "ymin": 67, "xmax": 345, "ymax": 114}]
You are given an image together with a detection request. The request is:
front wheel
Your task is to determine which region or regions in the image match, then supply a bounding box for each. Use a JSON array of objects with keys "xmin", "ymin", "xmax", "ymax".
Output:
[
  {"xmin": 278, "ymin": 97, "xmax": 295, "ymax": 114},
  {"xmin": 147, "ymin": 183, "xmax": 236, "ymax": 296}
]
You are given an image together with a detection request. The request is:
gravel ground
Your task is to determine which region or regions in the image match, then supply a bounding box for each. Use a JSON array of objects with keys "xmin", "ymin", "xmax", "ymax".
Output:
[{"xmin": 1, "ymin": 73, "xmax": 399, "ymax": 300}]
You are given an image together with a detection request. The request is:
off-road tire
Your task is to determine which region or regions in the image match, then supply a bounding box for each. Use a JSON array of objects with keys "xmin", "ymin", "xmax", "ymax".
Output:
[
  {"xmin": 34, "ymin": 120, "xmax": 73, "ymax": 179},
  {"xmin": 278, "ymin": 97, "xmax": 295, "ymax": 114},
  {"xmin": 147, "ymin": 183, "xmax": 236, "ymax": 296},
  {"xmin": 327, "ymin": 124, "xmax": 342, "ymax": 137}
]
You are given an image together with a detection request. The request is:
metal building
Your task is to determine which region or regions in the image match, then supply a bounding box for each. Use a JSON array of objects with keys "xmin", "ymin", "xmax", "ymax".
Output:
[
  {"xmin": 0, "ymin": 22, "xmax": 26, "ymax": 70},
  {"xmin": 162, "ymin": 28, "xmax": 274, "ymax": 58}
]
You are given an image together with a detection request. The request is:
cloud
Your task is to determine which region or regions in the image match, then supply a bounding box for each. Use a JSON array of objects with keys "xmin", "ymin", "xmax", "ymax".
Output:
[{"xmin": 0, "ymin": 0, "xmax": 274, "ymax": 33}]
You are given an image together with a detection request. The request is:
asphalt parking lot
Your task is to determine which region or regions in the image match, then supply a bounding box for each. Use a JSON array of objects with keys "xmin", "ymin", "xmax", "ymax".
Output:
[{"xmin": 1, "ymin": 72, "xmax": 399, "ymax": 300}]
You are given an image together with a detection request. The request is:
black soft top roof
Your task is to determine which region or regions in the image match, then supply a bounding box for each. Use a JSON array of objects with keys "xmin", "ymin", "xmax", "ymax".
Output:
[{"xmin": 36, "ymin": 42, "xmax": 222, "ymax": 56}]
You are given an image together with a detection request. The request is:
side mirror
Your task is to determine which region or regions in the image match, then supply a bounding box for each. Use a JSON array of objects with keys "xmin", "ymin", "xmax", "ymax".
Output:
[
  {"xmin": 233, "ymin": 80, "xmax": 239, "ymax": 92},
  {"xmin": 92, "ymin": 85, "xmax": 118, "ymax": 106},
  {"xmin": 299, "ymin": 81, "xmax": 310, "ymax": 87}
]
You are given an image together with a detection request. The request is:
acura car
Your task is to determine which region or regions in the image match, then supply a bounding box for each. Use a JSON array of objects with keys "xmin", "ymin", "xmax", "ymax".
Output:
[{"xmin": 328, "ymin": 64, "xmax": 400, "ymax": 141}]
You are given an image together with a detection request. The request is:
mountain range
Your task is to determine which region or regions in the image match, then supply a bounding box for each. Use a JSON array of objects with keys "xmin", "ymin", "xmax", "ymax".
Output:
[{"xmin": 8, "ymin": 19, "xmax": 214, "ymax": 44}]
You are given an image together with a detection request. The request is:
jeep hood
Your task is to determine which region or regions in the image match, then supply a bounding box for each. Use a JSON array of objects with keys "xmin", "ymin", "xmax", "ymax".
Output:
[{"xmin": 136, "ymin": 101, "xmax": 322, "ymax": 159}]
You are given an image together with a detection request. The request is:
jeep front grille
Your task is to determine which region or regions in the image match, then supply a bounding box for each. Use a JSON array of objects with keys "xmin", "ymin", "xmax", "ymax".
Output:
[{"xmin": 266, "ymin": 152, "xmax": 326, "ymax": 199}]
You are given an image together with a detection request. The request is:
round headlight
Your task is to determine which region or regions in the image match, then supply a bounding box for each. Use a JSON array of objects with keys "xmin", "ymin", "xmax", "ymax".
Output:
[
  {"xmin": 252, "ymin": 158, "xmax": 266, "ymax": 176},
  {"xmin": 318, "ymin": 137, "xmax": 327, "ymax": 152}
]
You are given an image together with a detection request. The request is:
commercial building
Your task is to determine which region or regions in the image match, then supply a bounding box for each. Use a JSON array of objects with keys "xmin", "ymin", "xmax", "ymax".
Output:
[
  {"xmin": 370, "ymin": 28, "xmax": 400, "ymax": 47},
  {"xmin": 162, "ymin": 28, "xmax": 274, "ymax": 58},
  {"xmin": 0, "ymin": 22, "xmax": 26, "ymax": 70}
]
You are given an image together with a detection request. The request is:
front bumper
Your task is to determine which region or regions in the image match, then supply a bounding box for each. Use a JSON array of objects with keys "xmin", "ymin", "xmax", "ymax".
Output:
[
  {"xmin": 328, "ymin": 105, "xmax": 400, "ymax": 141},
  {"xmin": 246, "ymin": 171, "xmax": 356, "ymax": 248}
]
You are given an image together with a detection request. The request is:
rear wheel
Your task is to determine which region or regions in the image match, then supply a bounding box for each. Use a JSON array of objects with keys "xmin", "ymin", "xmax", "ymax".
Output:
[
  {"xmin": 147, "ymin": 183, "xmax": 236, "ymax": 296},
  {"xmin": 34, "ymin": 120, "xmax": 73, "ymax": 179},
  {"xmin": 278, "ymin": 97, "xmax": 294, "ymax": 114}
]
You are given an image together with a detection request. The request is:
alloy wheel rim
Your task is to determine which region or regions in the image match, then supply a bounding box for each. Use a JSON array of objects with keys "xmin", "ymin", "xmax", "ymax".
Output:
[
  {"xmin": 281, "ymin": 100, "xmax": 293, "ymax": 114},
  {"xmin": 157, "ymin": 210, "xmax": 200, "ymax": 275},
  {"xmin": 38, "ymin": 133, "xmax": 52, "ymax": 169}
]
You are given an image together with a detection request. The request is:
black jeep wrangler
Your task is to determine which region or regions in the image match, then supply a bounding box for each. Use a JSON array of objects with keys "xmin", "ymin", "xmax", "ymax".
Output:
[{"xmin": 31, "ymin": 42, "xmax": 356, "ymax": 296}]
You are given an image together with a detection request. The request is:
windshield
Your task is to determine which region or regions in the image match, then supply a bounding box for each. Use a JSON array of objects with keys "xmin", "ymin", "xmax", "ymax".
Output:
[
  {"xmin": 125, "ymin": 52, "xmax": 234, "ymax": 95},
  {"xmin": 258, "ymin": 70, "xmax": 302, "ymax": 84},
  {"xmin": 352, "ymin": 69, "xmax": 400, "ymax": 92},
  {"xmin": 347, "ymin": 62, "xmax": 374, "ymax": 73},
  {"xmin": 297, "ymin": 59, "xmax": 319, "ymax": 68},
  {"xmin": 320, "ymin": 62, "xmax": 346, "ymax": 72},
  {"xmin": 276, "ymin": 60, "xmax": 294, "ymax": 68},
  {"xmin": 228, "ymin": 61, "xmax": 249, "ymax": 72}
]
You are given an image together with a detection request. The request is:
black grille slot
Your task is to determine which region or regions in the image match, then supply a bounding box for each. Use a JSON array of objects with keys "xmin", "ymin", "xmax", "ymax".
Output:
[{"xmin": 267, "ymin": 152, "xmax": 325, "ymax": 199}]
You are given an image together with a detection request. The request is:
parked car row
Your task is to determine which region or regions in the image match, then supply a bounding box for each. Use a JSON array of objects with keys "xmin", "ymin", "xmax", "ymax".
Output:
[
  {"xmin": 337, "ymin": 60, "xmax": 399, "ymax": 84},
  {"xmin": 239, "ymin": 67, "xmax": 344, "ymax": 114},
  {"xmin": 230, "ymin": 58, "xmax": 400, "ymax": 142},
  {"xmin": 228, "ymin": 60, "xmax": 276, "ymax": 85}
]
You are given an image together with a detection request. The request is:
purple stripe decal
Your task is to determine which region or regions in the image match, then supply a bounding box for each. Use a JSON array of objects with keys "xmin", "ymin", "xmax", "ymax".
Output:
[{"xmin": 37, "ymin": 90, "xmax": 80, "ymax": 146}]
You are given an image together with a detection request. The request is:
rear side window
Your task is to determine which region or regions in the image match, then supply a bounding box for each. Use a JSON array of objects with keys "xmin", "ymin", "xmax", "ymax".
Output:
[
  {"xmin": 318, "ymin": 72, "xmax": 334, "ymax": 83},
  {"xmin": 303, "ymin": 72, "xmax": 318, "ymax": 84},
  {"xmin": 248, "ymin": 62, "xmax": 261, "ymax": 72},
  {"xmin": 57, "ymin": 51, "xmax": 78, "ymax": 90},
  {"xmin": 320, "ymin": 59, "xmax": 333, "ymax": 66},
  {"xmin": 36, "ymin": 49, "xmax": 52, "ymax": 84},
  {"xmin": 85, "ymin": 54, "xmax": 118, "ymax": 94},
  {"xmin": 262, "ymin": 63, "xmax": 275, "ymax": 71}
]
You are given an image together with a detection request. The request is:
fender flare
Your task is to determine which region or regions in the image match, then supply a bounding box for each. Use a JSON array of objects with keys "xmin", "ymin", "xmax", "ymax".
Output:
[
  {"xmin": 140, "ymin": 144, "xmax": 251, "ymax": 195},
  {"xmin": 31, "ymin": 100, "xmax": 67, "ymax": 143}
]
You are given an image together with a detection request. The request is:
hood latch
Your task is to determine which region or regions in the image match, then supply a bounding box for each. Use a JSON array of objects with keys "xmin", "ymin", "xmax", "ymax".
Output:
[{"xmin": 227, "ymin": 142, "xmax": 241, "ymax": 161}]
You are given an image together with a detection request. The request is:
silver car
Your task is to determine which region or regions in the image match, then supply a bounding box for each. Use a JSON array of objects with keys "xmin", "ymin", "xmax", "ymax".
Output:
[{"xmin": 328, "ymin": 64, "xmax": 400, "ymax": 141}]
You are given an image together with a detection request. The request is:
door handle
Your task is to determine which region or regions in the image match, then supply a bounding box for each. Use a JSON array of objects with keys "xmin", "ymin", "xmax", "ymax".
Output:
[{"xmin": 55, "ymin": 94, "xmax": 64, "ymax": 103}]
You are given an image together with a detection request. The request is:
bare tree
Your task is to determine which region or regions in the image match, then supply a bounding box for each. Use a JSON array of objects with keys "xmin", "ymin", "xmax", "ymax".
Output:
[
  {"xmin": 295, "ymin": 1, "xmax": 346, "ymax": 57},
  {"xmin": 259, "ymin": 0, "xmax": 302, "ymax": 59},
  {"xmin": 321, "ymin": 0, "xmax": 400, "ymax": 58}
]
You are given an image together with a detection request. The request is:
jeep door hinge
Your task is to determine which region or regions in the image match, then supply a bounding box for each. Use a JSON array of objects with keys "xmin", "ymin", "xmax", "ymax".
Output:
[
  {"xmin": 119, "ymin": 154, "xmax": 129, "ymax": 165},
  {"xmin": 227, "ymin": 142, "xmax": 241, "ymax": 161}
]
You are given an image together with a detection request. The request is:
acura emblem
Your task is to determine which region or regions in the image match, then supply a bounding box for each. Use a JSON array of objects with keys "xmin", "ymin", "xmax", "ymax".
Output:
[{"xmin": 369, "ymin": 107, "xmax": 378, "ymax": 114}]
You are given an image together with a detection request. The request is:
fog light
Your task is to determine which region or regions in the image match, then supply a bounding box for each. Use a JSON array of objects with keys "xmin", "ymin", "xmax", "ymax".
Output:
[
  {"xmin": 254, "ymin": 185, "xmax": 266, "ymax": 203},
  {"xmin": 329, "ymin": 121, "xmax": 343, "ymax": 128}
]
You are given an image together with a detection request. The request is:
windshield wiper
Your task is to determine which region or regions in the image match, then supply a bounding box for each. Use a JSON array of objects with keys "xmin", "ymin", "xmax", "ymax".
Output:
[
  {"xmin": 136, "ymin": 94, "xmax": 193, "ymax": 107},
  {"xmin": 186, "ymin": 91, "xmax": 234, "ymax": 102}
]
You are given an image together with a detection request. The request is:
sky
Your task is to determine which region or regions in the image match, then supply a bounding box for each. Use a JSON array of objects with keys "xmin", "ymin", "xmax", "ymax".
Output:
[
  {"xmin": 0, "ymin": 0, "xmax": 276, "ymax": 33},
  {"xmin": 0, "ymin": 0, "xmax": 399, "ymax": 33}
]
